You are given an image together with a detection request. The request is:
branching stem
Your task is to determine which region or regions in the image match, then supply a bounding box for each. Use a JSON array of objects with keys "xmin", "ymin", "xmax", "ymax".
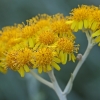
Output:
[
  {"xmin": 63, "ymin": 31, "xmax": 94, "ymax": 95},
  {"xmin": 30, "ymin": 70, "xmax": 54, "ymax": 89},
  {"xmin": 48, "ymin": 70, "xmax": 67, "ymax": 100}
]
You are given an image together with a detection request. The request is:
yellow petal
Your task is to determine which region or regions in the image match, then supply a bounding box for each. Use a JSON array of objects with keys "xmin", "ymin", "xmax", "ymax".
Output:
[
  {"xmin": 31, "ymin": 59, "xmax": 37, "ymax": 68},
  {"xmin": 79, "ymin": 20, "xmax": 83, "ymax": 29},
  {"xmin": 53, "ymin": 57, "xmax": 61, "ymax": 63},
  {"xmin": 18, "ymin": 67, "xmax": 25, "ymax": 77},
  {"xmin": 95, "ymin": 36, "xmax": 100, "ymax": 43},
  {"xmin": 88, "ymin": 19, "xmax": 93, "ymax": 28},
  {"xmin": 74, "ymin": 23, "xmax": 79, "ymax": 32},
  {"xmin": 33, "ymin": 64, "xmax": 37, "ymax": 68},
  {"xmin": 71, "ymin": 21, "xmax": 78, "ymax": 30},
  {"xmin": 84, "ymin": 20, "xmax": 88, "ymax": 28},
  {"xmin": 66, "ymin": 21, "xmax": 73, "ymax": 24},
  {"xmin": 62, "ymin": 52, "xmax": 67, "ymax": 64},
  {"xmin": 92, "ymin": 30, "xmax": 100, "ymax": 37},
  {"xmin": 23, "ymin": 39, "xmax": 28, "ymax": 47},
  {"xmin": 53, "ymin": 52, "xmax": 58, "ymax": 57},
  {"xmin": 47, "ymin": 65, "xmax": 52, "ymax": 71},
  {"xmin": 51, "ymin": 62, "xmax": 60, "ymax": 71},
  {"xmin": 13, "ymin": 44, "xmax": 21, "ymax": 50},
  {"xmin": 33, "ymin": 42, "xmax": 40, "ymax": 51},
  {"xmin": 24, "ymin": 65, "xmax": 30, "ymax": 72},
  {"xmin": 38, "ymin": 66, "xmax": 42, "ymax": 73},
  {"xmin": 38, "ymin": 43, "xmax": 44, "ymax": 49},
  {"xmin": 71, "ymin": 53, "xmax": 76, "ymax": 62},
  {"xmin": 43, "ymin": 66, "xmax": 47, "ymax": 72},
  {"xmin": 30, "ymin": 59, "xmax": 35, "ymax": 64},
  {"xmin": 28, "ymin": 38, "xmax": 34, "ymax": 48},
  {"xmin": 14, "ymin": 38, "xmax": 22, "ymax": 43},
  {"xmin": 91, "ymin": 21, "xmax": 98, "ymax": 31},
  {"xmin": 59, "ymin": 50, "xmax": 64, "ymax": 63}
]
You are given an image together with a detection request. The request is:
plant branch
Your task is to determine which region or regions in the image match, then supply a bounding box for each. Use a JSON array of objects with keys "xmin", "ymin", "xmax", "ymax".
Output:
[
  {"xmin": 63, "ymin": 31, "xmax": 94, "ymax": 95},
  {"xmin": 30, "ymin": 70, "xmax": 54, "ymax": 89},
  {"xmin": 48, "ymin": 70, "xmax": 67, "ymax": 100}
]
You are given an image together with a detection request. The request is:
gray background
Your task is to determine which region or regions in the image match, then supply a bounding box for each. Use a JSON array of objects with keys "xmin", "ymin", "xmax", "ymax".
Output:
[{"xmin": 0, "ymin": 0, "xmax": 100, "ymax": 100}]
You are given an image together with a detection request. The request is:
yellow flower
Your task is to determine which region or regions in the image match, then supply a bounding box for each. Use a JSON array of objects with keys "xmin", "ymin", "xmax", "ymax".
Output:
[
  {"xmin": 90, "ymin": 10, "xmax": 100, "ymax": 45},
  {"xmin": 0, "ymin": 13, "xmax": 80, "ymax": 76},
  {"xmin": 21, "ymin": 25, "xmax": 36, "ymax": 38},
  {"xmin": 51, "ymin": 14, "xmax": 75, "ymax": 40},
  {"xmin": 38, "ymin": 30, "xmax": 57, "ymax": 45},
  {"xmin": 27, "ymin": 14, "xmax": 51, "ymax": 33},
  {"xmin": 90, "ymin": 9, "xmax": 100, "ymax": 31},
  {"xmin": 32, "ymin": 48, "xmax": 61, "ymax": 73},
  {"xmin": 68, "ymin": 5, "xmax": 99, "ymax": 31},
  {"xmin": 56, "ymin": 37, "xmax": 79, "ymax": 64},
  {"xmin": 0, "ymin": 25, "xmax": 22, "ymax": 48},
  {"xmin": 6, "ymin": 48, "xmax": 33, "ymax": 77}
]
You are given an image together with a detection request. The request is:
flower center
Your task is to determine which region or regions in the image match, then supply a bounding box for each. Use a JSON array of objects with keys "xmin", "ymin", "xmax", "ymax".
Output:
[
  {"xmin": 51, "ymin": 19, "xmax": 71, "ymax": 34},
  {"xmin": 70, "ymin": 5, "xmax": 98, "ymax": 21},
  {"xmin": 22, "ymin": 25, "xmax": 35, "ymax": 38},
  {"xmin": 39, "ymin": 30, "xmax": 55, "ymax": 45},
  {"xmin": 57, "ymin": 38, "xmax": 74, "ymax": 53},
  {"xmin": 34, "ymin": 48, "xmax": 53, "ymax": 66},
  {"xmin": 6, "ymin": 48, "xmax": 33, "ymax": 70}
]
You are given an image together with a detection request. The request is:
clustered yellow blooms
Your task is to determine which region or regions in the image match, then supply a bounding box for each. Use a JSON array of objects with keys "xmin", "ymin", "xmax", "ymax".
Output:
[
  {"xmin": 0, "ymin": 13, "xmax": 79, "ymax": 77},
  {"xmin": 66, "ymin": 5, "xmax": 100, "ymax": 46}
]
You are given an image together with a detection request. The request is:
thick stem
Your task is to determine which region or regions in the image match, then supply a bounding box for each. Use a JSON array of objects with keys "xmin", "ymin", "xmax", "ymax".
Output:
[
  {"xmin": 48, "ymin": 70, "xmax": 67, "ymax": 100},
  {"xmin": 63, "ymin": 39, "xmax": 93, "ymax": 95},
  {"xmin": 30, "ymin": 70, "xmax": 54, "ymax": 89}
]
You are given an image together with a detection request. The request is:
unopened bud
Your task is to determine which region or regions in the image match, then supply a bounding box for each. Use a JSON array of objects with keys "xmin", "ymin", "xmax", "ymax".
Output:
[{"xmin": 76, "ymin": 53, "xmax": 82, "ymax": 60}]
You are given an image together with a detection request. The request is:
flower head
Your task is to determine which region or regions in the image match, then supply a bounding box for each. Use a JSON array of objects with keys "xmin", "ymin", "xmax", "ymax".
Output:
[
  {"xmin": 0, "ymin": 25, "xmax": 22, "ymax": 48},
  {"xmin": 21, "ymin": 25, "xmax": 35, "ymax": 38},
  {"xmin": 0, "ymin": 13, "xmax": 80, "ymax": 77},
  {"xmin": 38, "ymin": 29, "xmax": 57, "ymax": 45},
  {"xmin": 67, "ymin": 5, "xmax": 99, "ymax": 31},
  {"xmin": 6, "ymin": 48, "xmax": 33, "ymax": 77},
  {"xmin": 56, "ymin": 37, "xmax": 79, "ymax": 64},
  {"xmin": 33, "ymin": 48, "xmax": 61, "ymax": 73},
  {"xmin": 27, "ymin": 14, "xmax": 51, "ymax": 33},
  {"xmin": 51, "ymin": 14, "xmax": 75, "ymax": 39}
]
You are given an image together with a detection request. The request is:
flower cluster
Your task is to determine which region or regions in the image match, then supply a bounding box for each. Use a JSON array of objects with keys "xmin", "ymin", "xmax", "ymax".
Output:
[
  {"xmin": 0, "ymin": 14, "xmax": 79, "ymax": 77},
  {"xmin": 66, "ymin": 5, "xmax": 100, "ymax": 45}
]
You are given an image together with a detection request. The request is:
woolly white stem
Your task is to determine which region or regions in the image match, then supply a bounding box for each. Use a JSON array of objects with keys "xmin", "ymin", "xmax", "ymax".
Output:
[
  {"xmin": 48, "ymin": 70, "xmax": 67, "ymax": 100},
  {"xmin": 63, "ymin": 31, "xmax": 94, "ymax": 95},
  {"xmin": 30, "ymin": 70, "xmax": 54, "ymax": 89}
]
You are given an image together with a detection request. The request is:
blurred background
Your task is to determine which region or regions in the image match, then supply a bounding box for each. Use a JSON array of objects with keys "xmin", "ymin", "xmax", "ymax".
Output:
[{"xmin": 0, "ymin": 0, "xmax": 100, "ymax": 100}]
